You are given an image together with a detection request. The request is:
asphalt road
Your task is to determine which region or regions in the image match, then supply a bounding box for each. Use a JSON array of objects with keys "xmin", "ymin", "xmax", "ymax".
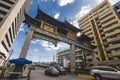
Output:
[{"xmin": 30, "ymin": 67, "xmax": 93, "ymax": 80}]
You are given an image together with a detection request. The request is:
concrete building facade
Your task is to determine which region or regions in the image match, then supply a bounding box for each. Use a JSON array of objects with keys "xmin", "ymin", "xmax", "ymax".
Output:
[
  {"xmin": 114, "ymin": 1, "xmax": 120, "ymax": 18},
  {"xmin": 78, "ymin": 0, "xmax": 120, "ymax": 66},
  {"xmin": 57, "ymin": 46, "xmax": 93, "ymax": 68},
  {"xmin": 0, "ymin": 0, "xmax": 31, "ymax": 65}
]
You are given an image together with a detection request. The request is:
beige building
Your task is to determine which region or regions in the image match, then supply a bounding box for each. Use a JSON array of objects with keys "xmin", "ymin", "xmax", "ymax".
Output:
[
  {"xmin": 78, "ymin": 0, "xmax": 120, "ymax": 66},
  {"xmin": 57, "ymin": 46, "xmax": 94, "ymax": 68},
  {"xmin": 0, "ymin": 0, "xmax": 31, "ymax": 65}
]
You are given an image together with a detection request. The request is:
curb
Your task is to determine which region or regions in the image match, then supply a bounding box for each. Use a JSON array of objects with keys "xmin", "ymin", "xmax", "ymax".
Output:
[{"xmin": 77, "ymin": 74, "xmax": 94, "ymax": 79}]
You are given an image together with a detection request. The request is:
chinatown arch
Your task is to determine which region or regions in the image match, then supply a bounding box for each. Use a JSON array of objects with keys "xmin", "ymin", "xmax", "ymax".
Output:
[{"xmin": 19, "ymin": 8, "xmax": 95, "ymax": 72}]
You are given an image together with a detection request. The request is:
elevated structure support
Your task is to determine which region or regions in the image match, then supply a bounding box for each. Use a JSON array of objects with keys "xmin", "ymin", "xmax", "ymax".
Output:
[
  {"xmin": 19, "ymin": 29, "xmax": 34, "ymax": 58},
  {"xmin": 70, "ymin": 44, "xmax": 76, "ymax": 73}
]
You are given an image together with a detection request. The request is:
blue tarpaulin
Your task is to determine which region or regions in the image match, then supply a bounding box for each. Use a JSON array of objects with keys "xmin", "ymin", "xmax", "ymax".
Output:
[{"xmin": 9, "ymin": 58, "xmax": 32, "ymax": 64}]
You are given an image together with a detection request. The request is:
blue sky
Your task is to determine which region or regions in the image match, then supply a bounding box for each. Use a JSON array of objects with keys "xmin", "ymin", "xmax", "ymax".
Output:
[{"xmin": 10, "ymin": 0, "xmax": 120, "ymax": 62}]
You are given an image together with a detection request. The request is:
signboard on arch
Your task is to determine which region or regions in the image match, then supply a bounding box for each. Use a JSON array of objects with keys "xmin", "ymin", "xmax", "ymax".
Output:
[{"xmin": 43, "ymin": 24, "xmax": 55, "ymax": 33}]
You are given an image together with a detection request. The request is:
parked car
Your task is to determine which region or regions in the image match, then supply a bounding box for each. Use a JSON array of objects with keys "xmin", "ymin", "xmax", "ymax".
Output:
[
  {"xmin": 90, "ymin": 66, "xmax": 120, "ymax": 80},
  {"xmin": 53, "ymin": 65, "xmax": 66, "ymax": 75},
  {"xmin": 45, "ymin": 66, "xmax": 59, "ymax": 76},
  {"xmin": 30, "ymin": 65, "xmax": 35, "ymax": 70}
]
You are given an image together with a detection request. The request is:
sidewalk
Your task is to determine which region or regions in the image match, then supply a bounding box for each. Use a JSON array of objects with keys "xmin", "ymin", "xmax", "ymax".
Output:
[{"xmin": 77, "ymin": 74, "xmax": 94, "ymax": 79}]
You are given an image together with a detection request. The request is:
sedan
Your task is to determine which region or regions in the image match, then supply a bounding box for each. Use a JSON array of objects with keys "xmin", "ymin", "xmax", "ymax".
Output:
[
  {"xmin": 45, "ymin": 66, "xmax": 59, "ymax": 76},
  {"xmin": 53, "ymin": 65, "xmax": 66, "ymax": 75}
]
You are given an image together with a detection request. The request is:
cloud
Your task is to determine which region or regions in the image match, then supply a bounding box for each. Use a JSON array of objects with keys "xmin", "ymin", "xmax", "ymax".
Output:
[
  {"xmin": 40, "ymin": 41, "xmax": 70, "ymax": 51},
  {"xmin": 58, "ymin": 0, "xmax": 74, "ymax": 7},
  {"xmin": 19, "ymin": 23, "xmax": 25, "ymax": 32},
  {"xmin": 109, "ymin": 0, "xmax": 120, "ymax": 5},
  {"xmin": 70, "ymin": 0, "xmax": 120, "ymax": 28},
  {"xmin": 76, "ymin": 5, "xmax": 91, "ymax": 19},
  {"xmin": 94, "ymin": 0, "xmax": 120, "ymax": 5},
  {"xmin": 30, "ymin": 0, "xmax": 33, "ymax": 5},
  {"xmin": 52, "ymin": 0, "xmax": 55, "ymax": 2},
  {"xmin": 41, "ymin": 0, "xmax": 48, "ymax": 2},
  {"xmin": 31, "ymin": 39, "xmax": 40, "ymax": 44},
  {"xmin": 19, "ymin": 27, "xmax": 25, "ymax": 32},
  {"xmin": 54, "ymin": 12, "xmax": 60, "ymax": 19},
  {"xmin": 31, "ymin": 39, "xmax": 69, "ymax": 51},
  {"xmin": 39, "ymin": 40, "xmax": 60, "ymax": 51},
  {"xmin": 71, "ymin": 5, "xmax": 92, "ymax": 28},
  {"xmin": 34, "ymin": 49, "xmax": 39, "ymax": 52},
  {"xmin": 95, "ymin": 0, "xmax": 104, "ymax": 4}
]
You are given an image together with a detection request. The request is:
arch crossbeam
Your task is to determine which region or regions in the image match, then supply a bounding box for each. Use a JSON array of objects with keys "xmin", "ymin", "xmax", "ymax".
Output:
[{"xmin": 31, "ymin": 26, "xmax": 93, "ymax": 52}]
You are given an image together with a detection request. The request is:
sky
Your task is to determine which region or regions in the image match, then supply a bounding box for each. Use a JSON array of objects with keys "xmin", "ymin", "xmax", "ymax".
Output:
[{"xmin": 10, "ymin": 0, "xmax": 120, "ymax": 62}]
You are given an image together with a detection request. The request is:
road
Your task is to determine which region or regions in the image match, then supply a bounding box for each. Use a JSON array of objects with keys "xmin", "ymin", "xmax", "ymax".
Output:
[{"xmin": 30, "ymin": 67, "xmax": 94, "ymax": 80}]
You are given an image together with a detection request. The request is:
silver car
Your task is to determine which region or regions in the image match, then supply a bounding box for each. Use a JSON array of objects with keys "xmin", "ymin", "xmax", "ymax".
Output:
[{"xmin": 90, "ymin": 66, "xmax": 120, "ymax": 80}]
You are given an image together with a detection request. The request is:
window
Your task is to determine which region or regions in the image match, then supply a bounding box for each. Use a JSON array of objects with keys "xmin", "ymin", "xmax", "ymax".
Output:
[
  {"xmin": 0, "ymin": 10, "xmax": 7, "ymax": 15},
  {"xmin": 1, "ymin": 41, "xmax": 9, "ymax": 52},
  {"xmin": 5, "ymin": 34, "xmax": 11, "ymax": 47},
  {"xmin": 115, "ymin": 6, "xmax": 119, "ymax": 10},
  {"xmin": 0, "ymin": 17, "xmax": 3, "ymax": 22},
  {"xmin": 104, "ymin": 68, "xmax": 116, "ymax": 72},
  {"xmin": 12, "ymin": 22, "xmax": 15, "ymax": 38},
  {"xmin": 118, "ymin": 12, "xmax": 120, "ymax": 16},
  {"xmin": 9, "ymin": 28, "xmax": 13, "ymax": 43}
]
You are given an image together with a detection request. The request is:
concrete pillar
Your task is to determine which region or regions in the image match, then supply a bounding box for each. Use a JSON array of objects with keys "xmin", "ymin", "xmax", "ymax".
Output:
[
  {"xmin": 19, "ymin": 29, "xmax": 34, "ymax": 58},
  {"xmin": 70, "ymin": 44, "xmax": 76, "ymax": 73},
  {"xmin": 92, "ymin": 52, "xmax": 97, "ymax": 66}
]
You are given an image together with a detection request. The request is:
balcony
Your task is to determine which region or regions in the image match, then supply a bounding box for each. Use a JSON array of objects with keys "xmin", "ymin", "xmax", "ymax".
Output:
[
  {"xmin": 79, "ymin": 17, "xmax": 89, "ymax": 25},
  {"xmin": 80, "ymin": 21, "xmax": 90, "ymax": 28},
  {"xmin": 0, "ymin": 6, "xmax": 9, "ymax": 13},
  {"xmin": 110, "ymin": 43, "xmax": 120, "ymax": 50},
  {"xmin": 106, "ymin": 47, "xmax": 111, "ymax": 51},
  {"xmin": 105, "ymin": 29, "xmax": 120, "ymax": 37},
  {"xmin": 85, "ymin": 31, "xmax": 92, "ymax": 35},
  {"xmin": 97, "ymin": 5, "xmax": 108, "ymax": 13},
  {"xmin": 104, "ymin": 24, "xmax": 120, "ymax": 32},
  {"xmin": 86, "ymin": 55, "xmax": 93, "ymax": 59},
  {"xmin": 98, "ymin": 27, "xmax": 102, "ymax": 30},
  {"xmin": 107, "ymin": 53, "xmax": 113, "ymax": 57},
  {"xmin": 80, "ymin": 23, "xmax": 90, "ymax": 30},
  {"xmin": 102, "ymin": 36, "xmax": 106, "ymax": 40},
  {"xmin": 104, "ymin": 42, "xmax": 108, "ymax": 45},
  {"xmin": 112, "ymin": 50, "xmax": 120, "ymax": 56},
  {"xmin": 100, "ymin": 15, "xmax": 114, "ymax": 23},
  {"xmin": 107, "ymin": 36, "xmax": 120, "ymax": 43},
  {"xmin": 75, "ymin": 54, "xmax": 83, "ymax": 57},
  {"xmin": 99, "ymin": 11, "xmax": 112, "ymax": 20},
  {"xmin": 87, "ymin": 61, "xmax": 93, "ymax": 64},
  {"xmin": 75, "ymin": 48, "xmax": 82, "ymax": 52},
  {"xmin": 94, "ymin": 48, "xmax": 97, "ymax": 52},
  {"xmin": 101, "ymin": 32, "xmax": 104, "ymax": 35},
  {"xmin": 83, "ymin": 27, "xmax": 91, "ymax": 33},
  {"xmin": 99, "ymin": 8, "xmax": 110, "ymax": 17},
  {"xmin": 1, "ymin": 1, "xmax": 12, "ymax": 7},
  {"xmin": 97, "ymin": 23, "xmax": 102, "ymax": 27},
  {"xmin": 102, "ymin": 19, "xmax": 117, "ymax": 28},
  {"xmin": 0, "ymin": 14, "xmax": 4, "ymax": 18}
]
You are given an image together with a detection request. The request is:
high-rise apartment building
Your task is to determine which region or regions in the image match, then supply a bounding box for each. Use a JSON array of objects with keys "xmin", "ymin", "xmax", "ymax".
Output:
[
  {"xmin": 57, "ymin": 46, "xmax": 94, "ymax": 68},
  {"xmin": 0, "ymin": 0, "xmax": 31, "ymax": 65},
  {"xmin": 114, "ymin": 1, "xmax": 120, "ymax": 18},
  {"xmin": 78, "ymin": 0, "xmax": 120, "ymax": 66}
]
